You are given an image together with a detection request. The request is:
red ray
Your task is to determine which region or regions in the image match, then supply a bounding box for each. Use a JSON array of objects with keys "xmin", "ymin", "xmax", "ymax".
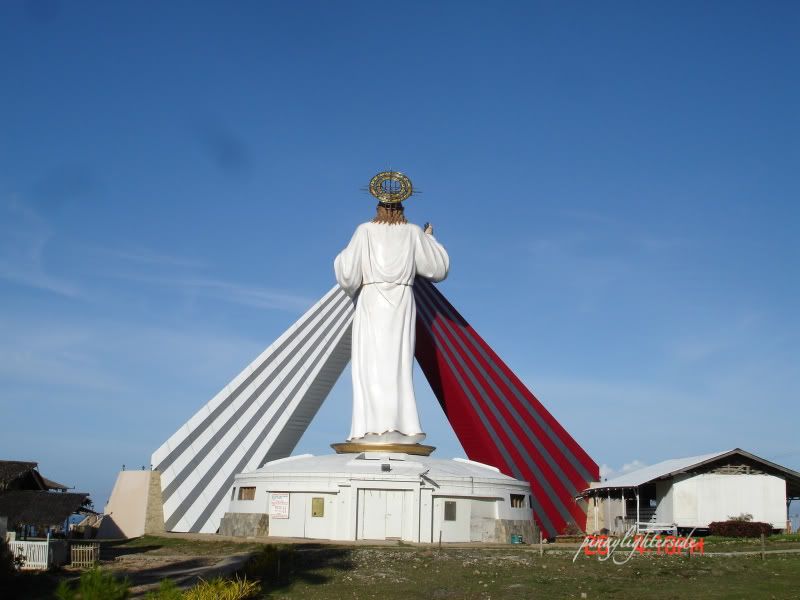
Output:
[{"xmin": 414, "ymin": 278, "xmax": 599, "ymax": 538}]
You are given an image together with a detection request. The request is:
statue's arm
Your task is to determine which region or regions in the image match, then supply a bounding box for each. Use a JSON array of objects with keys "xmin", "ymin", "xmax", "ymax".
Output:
[
  {"xmin": 334, "ymin": 226, "xmax": 364, "ymax": 296},
  {"xmin": 414, "ymin": 226, "xmax": 449, "ymax": 283}
]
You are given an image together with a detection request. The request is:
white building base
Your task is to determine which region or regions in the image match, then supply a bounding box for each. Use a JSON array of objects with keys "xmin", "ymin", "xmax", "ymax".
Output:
[{"xmin": 219, "ymin": 451, "xmax": 535, "ymax": 543}]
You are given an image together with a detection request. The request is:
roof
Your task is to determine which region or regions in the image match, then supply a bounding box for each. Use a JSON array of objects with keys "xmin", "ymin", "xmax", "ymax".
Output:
[
  {"xmin": 0, "ymin": 461, "xmax": 40, "ymax": 488},
  {"xmin": 583, "ymin": 449, "xmax": 800, "ymax": 497},
  {"xmin": 0, "ymin": 491, "xmax": 90, "ymax": 527},
  {"xmin": 0, "ymin": 460, "xmax": 73, "ymax": 492},
  {"xmin": 41, "ymin": 477, "xmax": 70, "ymax": 491},
  {"xmin": 246, "ymin": 452, "xmax": 519, "ymax": 482}
]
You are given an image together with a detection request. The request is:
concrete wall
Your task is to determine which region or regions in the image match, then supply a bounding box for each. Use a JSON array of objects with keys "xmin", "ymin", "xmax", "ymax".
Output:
[
  {"xmin": 432, "ymin": 497, "xmax": 471, "ymax": 543},
  {"xmin": 219, "ymin": 513, "xmax": 269, "ymax": 537},
  {"xmin": 672, "ymin": 473, "xmax": 786, "ymax": 528},
  {"xmin": 144, "ymin": 471, "xmax": 165, "ymax": 534},
  {"xmin": 99, "ymin": 471, "xmax": 163, "ymax": 538}
]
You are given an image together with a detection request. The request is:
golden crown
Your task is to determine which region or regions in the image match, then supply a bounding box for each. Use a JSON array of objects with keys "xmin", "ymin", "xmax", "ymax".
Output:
[{"xmin": 369, "ymin": 171, "xmax": 413, "ymax": 204}]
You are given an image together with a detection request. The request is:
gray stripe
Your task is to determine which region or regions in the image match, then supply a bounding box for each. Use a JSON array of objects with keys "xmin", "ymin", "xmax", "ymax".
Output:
[
  {"xmin": 160, "ymin": 291, "xmax": 350, "ymax": 502},
  {"xmin": 261, "ymin": 322, "xmax": 352, "ymax": 464},
  {"xmin": 417, "ymin": 278, "xmax": 595, "ymax": 484},
  {"xmin": 166, "ymin": 304, "xmax": 353, "ymax": 530},
  {"xmin": 187, "ymin": 313, "xmax": 353, "ymax": 532},
  {"xmin": 415, "ymin": 281, "xmax": 582, "ymax": 499},
  {"xmin": 414, "ymin": 295, "xmax": 557, "ymax": 536},
  {"xmin": 155, "ymin": 287, "xmax": 347, "ymax": 474}
]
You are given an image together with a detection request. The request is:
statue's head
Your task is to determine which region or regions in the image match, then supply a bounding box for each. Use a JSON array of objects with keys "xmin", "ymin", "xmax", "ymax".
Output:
[{"xmin": 373, "ymin": 201, "xmax": 408, "ymax": 225}]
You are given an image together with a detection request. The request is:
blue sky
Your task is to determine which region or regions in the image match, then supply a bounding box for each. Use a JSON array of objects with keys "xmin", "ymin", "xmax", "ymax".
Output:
[{"xmin": 1, "ymin": 1, "xmax": 798, "ymax": 520}]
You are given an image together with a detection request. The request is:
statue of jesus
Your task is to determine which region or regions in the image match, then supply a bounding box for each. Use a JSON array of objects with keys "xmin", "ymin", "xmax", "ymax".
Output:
[{"xmin": 334, "ymin": 192, "xmax": 449, "ymax": 445}]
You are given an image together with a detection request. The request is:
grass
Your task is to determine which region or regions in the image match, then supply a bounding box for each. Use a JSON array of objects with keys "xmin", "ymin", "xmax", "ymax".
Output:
[
  {"xmin": 238, "ymin": 544, "xmax": 800, "ymax": 599},
  {"xmin": 6, "ymin": 536, "xmax": 800, "ymax": 599},
  {"xmin": 114, "ymin": 535, "xmax": 264, "ymax": 557},
  {"xmin": 701, "ymin": 533, "xmax": 800, "ymax": 552}
]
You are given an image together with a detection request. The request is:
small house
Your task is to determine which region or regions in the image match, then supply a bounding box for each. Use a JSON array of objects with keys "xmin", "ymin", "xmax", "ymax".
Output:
[
  {"xmin": 0, "ymin": 460, "xmax": 91, "ymax": 539},
  {"xmin": 580, "ymin": 449, "xmax": 800, "ymax": 534}
]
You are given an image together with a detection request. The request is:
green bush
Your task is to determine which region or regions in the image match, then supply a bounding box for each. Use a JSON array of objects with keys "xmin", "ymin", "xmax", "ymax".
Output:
[
  {"xmin": 55, "ymin": 567, "xmax": 130, "ymax": 600},
  {"xmin": 182, "ymin": 576, "xmax": 260, "ymax": 600},
  {"xmin": 145, "ymin": 578, "xmax": 183, "ymax": 600},
  {"xmin": 708, "ymin": 520, "xmax": 773, "ymax": 537}
]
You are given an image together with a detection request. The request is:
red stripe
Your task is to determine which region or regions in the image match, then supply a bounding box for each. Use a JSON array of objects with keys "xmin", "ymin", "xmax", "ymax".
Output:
[
  {"xmin": 417, "ymin": 292, "xmax": 571, "ymax": 534},
  {"xmin": 413, "ymin": 281, "xmax": 599, "ymax": 537},
  {"xmin": 426, "ymin": 281, "xmax": 598, "ymax": 478}
]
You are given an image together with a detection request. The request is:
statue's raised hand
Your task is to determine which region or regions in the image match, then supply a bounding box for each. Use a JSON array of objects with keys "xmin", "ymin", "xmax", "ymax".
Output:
[{"xmin": 424, "ymin": 222, "xmax": 434, "ymax": 235}]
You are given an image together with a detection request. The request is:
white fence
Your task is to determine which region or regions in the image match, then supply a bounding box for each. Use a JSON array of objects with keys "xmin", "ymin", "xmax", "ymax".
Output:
[
  {"xmin": 637, "ymin": 521, "xmax": 678, "ymax": 535},
  {"xmin": 9, "ymin": 540, "xmax": 50, "ymax": 570},
  {"xmin": 70, "ymin": 543, "xmax": 99, "ymax": 568}
]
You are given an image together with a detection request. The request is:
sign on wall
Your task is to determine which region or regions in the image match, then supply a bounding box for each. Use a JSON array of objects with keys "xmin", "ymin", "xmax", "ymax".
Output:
[{"xmin": 270, "ymin": 493, "xmax": 290, "ymax": 519}]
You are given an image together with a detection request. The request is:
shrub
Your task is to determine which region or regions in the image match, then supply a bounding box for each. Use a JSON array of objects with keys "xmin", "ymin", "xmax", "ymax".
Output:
[
  {"xmin": 145, "ymin": 578, "xmax": 183, "ymax": 600},
  {"xmin": 182, "ymin": 576, "xmax": 260, "ymax": 600},
  {"xmin": 708, "ymin": 519, "xmax": 773, "ymax": 537},
  {"xmin": 729, "ymin": 513, "xmax": 753, "ymax": 522},
  {"xmin": 55, "ymin": 567, "xmax": 130, "ymax": 600}
]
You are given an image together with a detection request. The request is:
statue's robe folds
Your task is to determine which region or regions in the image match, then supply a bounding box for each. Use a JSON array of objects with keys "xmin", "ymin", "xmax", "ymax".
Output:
[{"xmin": 334, "ymin": 222, "xmax": 449, "ymax": 443}]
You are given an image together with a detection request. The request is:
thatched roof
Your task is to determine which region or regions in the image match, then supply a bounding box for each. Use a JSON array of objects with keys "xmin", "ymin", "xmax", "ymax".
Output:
[
  {"xmin": 0, "ymin": 460, "xmax": 73, "ymax": 492},
  {"xmin": 0, "ymin": 490, "xmax": 89, "ymax": 527},
  {"xmin": 41, "ymin": 476, "xmax": 70, "ymax": 491},
  {"xmin": 0, "ymin": 461, "xmax": 40, "ymax": 489}
]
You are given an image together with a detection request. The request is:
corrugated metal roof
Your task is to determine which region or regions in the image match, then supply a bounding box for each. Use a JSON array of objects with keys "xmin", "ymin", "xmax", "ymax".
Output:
[
  {"xmin": 587, "ymin": 450, "xmax": 735, "ymax": 491},
  {"xmin": 583, "ymin": 448, "xmax": 800, "ymax": 497}
]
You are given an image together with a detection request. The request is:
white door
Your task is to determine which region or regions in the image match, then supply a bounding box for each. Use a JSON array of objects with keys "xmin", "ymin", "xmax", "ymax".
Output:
[
  {"xmin": 385, "ymin": 491, "xmax": 404, "ymax": 538},
  {"xmin": 359, "ymin": 489, "xmax": 388, "ymax": 540},
  {"xmin": 357, "ymin": 489, "xmax": 412, "ymax": 540}
]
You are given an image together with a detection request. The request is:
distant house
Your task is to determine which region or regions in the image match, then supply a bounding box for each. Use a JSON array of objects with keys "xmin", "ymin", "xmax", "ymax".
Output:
[
  {"xmin": 580, "ymin": 449, "xmax": 800, "ymax": 534},
  {"xmin": 0, "ymin": 460, "xmax": 91, "ymax": 539}
]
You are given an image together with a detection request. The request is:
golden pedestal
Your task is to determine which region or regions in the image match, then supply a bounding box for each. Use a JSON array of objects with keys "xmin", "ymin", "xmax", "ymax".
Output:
[{"xmin": 330, "ymin": 442, "xmax": 436, "ymax": 456}]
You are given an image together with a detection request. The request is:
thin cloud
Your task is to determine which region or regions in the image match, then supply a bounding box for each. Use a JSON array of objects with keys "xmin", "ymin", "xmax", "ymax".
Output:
[
  {"xmin": 0, "ymin": 318, "xmax": 120, "ymax": 391},
  {"xmin": 94, "ymin": 246, "xmax": 209, "ymax": 269},
  {"xmin": 0, "ymin": 198, "xmax": 83, "ymax": 298},
  {"xmin": 171, "ymin": 277, "xmax": 314, "ymax": 311},
  {"xmin": 112, "ymin": 272, "xmax": 314, "ymax": 312},
  {"xmin": 0, "ymin": 315, "xmax": 265, "ymax": 397}
]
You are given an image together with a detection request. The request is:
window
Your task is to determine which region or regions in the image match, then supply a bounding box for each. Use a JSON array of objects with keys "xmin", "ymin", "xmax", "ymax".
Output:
[
  {"xmin": 238, "ymin": 486, "xmax": 256, "ymax": 501},
  {"xmin": 230, "ymin": 487, "xmax": 236, "ymax": 500},
  {"xmin": 311, "ymin": 497, "xmax": 325, "ymax": 517},
  {"xmin": 529, "ymin": 495, "xmax": 534, "ymax": 509},
  {"xmin": 444, "ymin": 501, "xmax": 457, "ymax": 521},
  {"xmin": 511, "ymin": 494, "xmax": 525, "ymax": 508}
]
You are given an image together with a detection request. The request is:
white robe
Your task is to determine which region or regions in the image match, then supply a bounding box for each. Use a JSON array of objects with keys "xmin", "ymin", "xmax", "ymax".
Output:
[{"xmin": 334, "ymin": 222, "xmax": 449, "ymax": 443}]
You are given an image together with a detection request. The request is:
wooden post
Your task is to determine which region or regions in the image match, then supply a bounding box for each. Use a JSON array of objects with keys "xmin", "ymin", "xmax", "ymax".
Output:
[
  {"xmin": 539, "ymin": 530, "xmax": 543, "ymax": 557},
  {"xmin": 761, "ymin": 533, "xmax": 766, "ymax": 561},
  {"xmin": 635, "ymin": 489, "xmax": 640, "ymax": 534},
  {"xmin": 438, "ymin": 530, "xmax": 442, "ymax": 552}
]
